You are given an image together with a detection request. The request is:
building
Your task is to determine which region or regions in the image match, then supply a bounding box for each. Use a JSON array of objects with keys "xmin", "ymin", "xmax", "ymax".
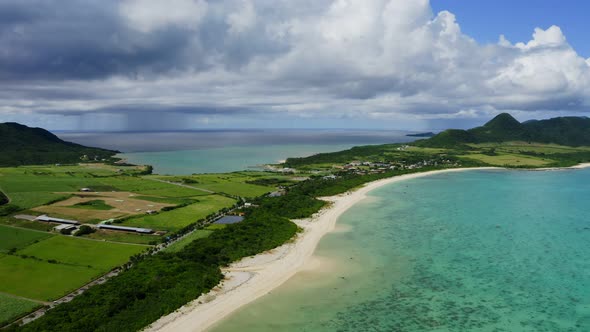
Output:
[
  {"xmin": 35, "ymin": 215, "xmax": 79, "ymax": 225},
  {"xmin": 214, "ymin": 215, "xmax": 245, "ymax": 225},
  {"xmin": 96, "ymin": 224, "xmax": 153, "ymax": 234},
  {"xmin": 54, "ymin": 224, "xmax": 77, "ymax": 232},
  {"xmin": 268, "ymin": 190, "xmax": 285, "ymax": 197}
]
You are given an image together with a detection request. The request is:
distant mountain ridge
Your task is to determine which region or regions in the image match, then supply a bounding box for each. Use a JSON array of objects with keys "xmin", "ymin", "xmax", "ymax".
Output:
[
  {"xmin": 416, "ymin": 113, "xmax": 590, "ymax": 148},
  {"xmin": 0, "ymin": 122, "xmax": 118, "ymax": 166}
]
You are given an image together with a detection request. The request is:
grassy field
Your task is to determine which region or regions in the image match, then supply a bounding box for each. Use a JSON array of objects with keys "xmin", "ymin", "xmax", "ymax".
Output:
[
  {"xmin": 0, "ymin": 293, "xmax": 40, "ymax": 326},
  {"xmin": 0, "ymin": 255, "xmax": 103, "ymax": 301},
  {"xmin": 469, "ymin": 142, "xmax": 590, "ymax": 155},
  {"xmin": 205, "ymin": 224, "xmax": 227, "ymax": 230},
  {"xmin": 0, "ymin": 236, "xmax": 147, "ymax": 301},
  {"xmin": 0, "ymin": 225, "xmax": 53, "ymax": 253},
  {"xmin": 33, "ymin": 192, "xmax": 174, "ymax": 223},
  {"xmin": 17, "ymin": 236, "xmax": 147, "ymax": 272},
  {"xmin": 121, "ymin": 195, "xmax": 236, "ymax": 232},
  {"xmin": 0, "ymin": 218, "xmax": 54, "ymax": 232},
  {"xmin": 83, "ymin": 229, "xmax": 161, "ymax": 245},
  {"xmin": 163, "ymin": 230, "xmax": 213, "ymax": 253},
  {"xmin": 151, "ymin": 171, "xmax": 297, "ymax": 197},
  {"xmin": 462, "ymin": 153, "xmax": 551, "ymax": 166},
  {"xmin": 70, "ymin": 199, "xmax": 114, "ymax": 210},
  {"xmin": 0, "ymin": 166, "xmax": 209, "ymax": 210}
]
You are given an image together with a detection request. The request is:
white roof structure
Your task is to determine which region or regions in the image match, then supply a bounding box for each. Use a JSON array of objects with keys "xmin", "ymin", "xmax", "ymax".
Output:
[
  {"xmin": 97, "ymin": 224, "xmax": 153, "ymax": 234},
  {"xmin": 35, "ymin": 215, "xmax": 80, "ymax": 225},
  {"xmin": 54, "ymin": 224, "xmax": 77, "ymax": 231}
]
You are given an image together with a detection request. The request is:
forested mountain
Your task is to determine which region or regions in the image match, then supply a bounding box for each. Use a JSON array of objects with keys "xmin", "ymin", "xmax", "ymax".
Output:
[
  {"xmin": 0, "ymin": 122, "xmax": 117, "ymax": 166},
  {"xmin": 417, "ymin": 113, "xmax": 590, "ymax": 147}
]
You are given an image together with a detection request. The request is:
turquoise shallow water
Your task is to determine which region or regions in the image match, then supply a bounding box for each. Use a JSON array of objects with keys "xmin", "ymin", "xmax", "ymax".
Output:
[
  {"xmin": 212, "ymin": 169, "xmax": 590, "ymax": 332},
  {"xmin": 121, "ymin": 144, "xmax": 371, "ymax": 174}
]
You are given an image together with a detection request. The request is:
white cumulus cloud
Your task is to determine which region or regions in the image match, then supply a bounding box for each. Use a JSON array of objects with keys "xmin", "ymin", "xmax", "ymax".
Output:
[
  {"xmin": 2, "ymin": 0, "xmax": 590, "ymax": 130},
  {"xmin": 120, "ymin": 0, "xmax": 208, "ymax": 33}
]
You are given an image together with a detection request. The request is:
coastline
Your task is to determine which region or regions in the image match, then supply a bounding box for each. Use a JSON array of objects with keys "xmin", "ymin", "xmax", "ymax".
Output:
[{"xmin": 145, "ymin": 164, "xmax": 588, "ymax": 332}]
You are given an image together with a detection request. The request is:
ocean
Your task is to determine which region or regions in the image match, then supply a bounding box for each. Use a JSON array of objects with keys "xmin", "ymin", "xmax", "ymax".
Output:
[
  {"xmin": 58, "ymin": 129, "xmax": 415, "ymax": 174},
  {"xmin": 212, "ymin": 168, "xmax": 590, "ymax": 331}
]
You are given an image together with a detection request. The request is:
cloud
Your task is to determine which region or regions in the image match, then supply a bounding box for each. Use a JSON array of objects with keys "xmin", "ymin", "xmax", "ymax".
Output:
[
  {"xmin": 0, "ymin": 0, "xmax": 589, "ymax": 130},
  {"xmin": 226, "ymin": 0, "xmax": 256, "ymax": 35},
  {"xmin": 120, "ymin": 0, "xmax": 208, "ymax": 33}
]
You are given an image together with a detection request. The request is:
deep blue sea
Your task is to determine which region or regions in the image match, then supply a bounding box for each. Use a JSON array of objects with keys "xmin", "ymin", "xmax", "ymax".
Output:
[
  {"xmin": 58, "ymin": 129, "xmax": 415, "ymax": 174},
  {"xmin": 212, "ymin": 168, "xmax": 590, "ymax": 332}
]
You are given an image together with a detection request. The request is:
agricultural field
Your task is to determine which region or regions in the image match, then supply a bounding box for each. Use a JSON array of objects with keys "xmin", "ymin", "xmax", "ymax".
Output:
[
  {"xmin": 18, "ymin": 236, "xmax": 148, "ymax": 272},
  {"xmin": 0, "ymin": 165, "xmax": 208, "ymax": 211},
  {"xmin": 0, "ymin": 293, "xmax": 40, "ymax": 327},
  {"xmin": 0, "ymin": 164, "xmax": 292, "ymax": 326},
  {"xmin": 121, "ymin": 194, "xmax": 236, "ymax": 232},
  {"xmin": 32, "ymin": 191, "xmax": 174, "ymax": 223},
  {"xmin": 468, "ymin": 142, "xmax": 590, "ymax": 155},
  {"xmin": 0, "ymin": 255, "xmax": 104, "ymax": 301},
  {"xmin": 0, "ymin": 225, "xmax": 53, "ymax": 253},
  {"xmin": 82, "ymin": 229, "xmax": 161, "ymax": 245},
  {"xmin": 461, "ymin": 153, "xmax": 551, "ymax": 167},
  {"xmin": 0, "ymin": 218, "xmax": 54, "ymax": 232},
  {"xmin": 151, "ymin": 171, "xmax": 298, "ymax": 197},
  {"xmin": 0, "ymin": 236, "xmax": 147, "ymax": 301}
]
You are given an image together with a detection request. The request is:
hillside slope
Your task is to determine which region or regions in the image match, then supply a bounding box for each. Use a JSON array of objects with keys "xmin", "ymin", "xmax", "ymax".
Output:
[{"xmin": 0, "ymin": 122, "xmax": 118, "ymax": 166}]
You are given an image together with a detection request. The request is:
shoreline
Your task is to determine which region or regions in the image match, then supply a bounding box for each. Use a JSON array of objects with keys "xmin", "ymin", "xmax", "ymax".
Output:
[{"xmin": 145, "ymin": 164, "xmax": 589, "ymax": 332}]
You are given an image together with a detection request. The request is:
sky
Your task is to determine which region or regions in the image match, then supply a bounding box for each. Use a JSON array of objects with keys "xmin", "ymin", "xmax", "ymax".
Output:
[{"xmin": 1, "ymin": 0, "xmax": 590, "ymax": 131}]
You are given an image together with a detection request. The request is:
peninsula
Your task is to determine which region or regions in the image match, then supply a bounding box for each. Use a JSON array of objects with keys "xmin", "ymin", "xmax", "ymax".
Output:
[{"xmin": 4, "ymin": 113, "xmax": 590, "ymax": 331}]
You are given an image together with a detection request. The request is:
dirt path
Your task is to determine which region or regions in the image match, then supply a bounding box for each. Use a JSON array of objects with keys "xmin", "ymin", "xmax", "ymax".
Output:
[
  {"xmin": 0, "ymin": 291, "xmax": 49, "ymax": 306},
  {"xmin": 146, "ymin": 178, "xmax": 216, "ymax": 194}
]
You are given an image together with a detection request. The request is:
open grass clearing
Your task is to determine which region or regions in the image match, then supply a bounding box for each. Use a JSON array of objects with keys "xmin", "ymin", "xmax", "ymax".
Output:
[
  {"xmin": 121, "ymin": 195, "xmax": 235, "ymax": 232},
  {"xmin": 0, "ymin": 218, "xmax": 54, "ymax": 232},
  {"xmin": 0, "ymin": 225, "xmax": 52, "ymax": 253},
  {"xmin": 469, "ymin": 142, "xmax": 590, "ymax": 155},
  {"xmin": 0, "ymin": 293, "xmax": 41, "ymax": 326},
  {"xmin": 406, "ymin": 146, "xmax": 450, "ymax": 154},
  {"xmin": 70, "ymin": 199, "xmax": 114, "ymax": 210},
  {"xmin": 0, "ymin": 255, "xmax": 102, "ymax": 301},
  {"xmin": 82, "ymin": 229, "xmax": 161, "ymax": 245},
  {"xmin": 150, "ymin": 171, "xmax": 297, "ymax": 197},
  {"xmin": 163, "ymin": 230, "xmax": 213, "ymax": 253},
  {"xmin": 205, "ymin": 224, "xmax": 227, "ymax": 230},
  {"xmin": 463, "ymin": 153, "xmax": 551, "ymax": 167},
  {"xmin": 17, "ymin": 236, "xmax": 147, "ymax": 272}
]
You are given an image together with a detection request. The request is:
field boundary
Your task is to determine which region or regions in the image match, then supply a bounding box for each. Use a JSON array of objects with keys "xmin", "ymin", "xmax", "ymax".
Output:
[
  {"xmin": 0, "ymin": 291, "xmax": 49, "ymax": 306},
  {"xmin": 146, "ymin": 178, "xmax": 216, "ymax": 194},
  {"xmin": 0, "ymin": 224, "xmax": 52, "ymax": 235}
]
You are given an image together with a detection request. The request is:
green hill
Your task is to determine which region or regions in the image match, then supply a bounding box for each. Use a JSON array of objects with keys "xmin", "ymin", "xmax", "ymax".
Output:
[
  {"xmin": 417, "ymin": 113, "xmax": 590, "ymax": 148},
  {"xmin": 0, "ymin": 122, "xmax": 118, "ymax": 166}
]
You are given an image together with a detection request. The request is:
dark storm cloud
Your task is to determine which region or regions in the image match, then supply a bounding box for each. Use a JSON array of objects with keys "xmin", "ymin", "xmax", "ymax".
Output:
[
  {"xmin": 0, "ymin": 1, "xmax": 198, "ymax": 81},
  {"xmin": 1, "ymin": 0, "xmax": 589, "ymax": 131}
]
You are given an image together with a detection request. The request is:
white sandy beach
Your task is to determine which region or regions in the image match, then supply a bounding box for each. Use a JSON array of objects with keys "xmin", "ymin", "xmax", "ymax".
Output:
[{"xmin": 145, "ymin": 165, "xmax": 586, "ymax": 332}]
